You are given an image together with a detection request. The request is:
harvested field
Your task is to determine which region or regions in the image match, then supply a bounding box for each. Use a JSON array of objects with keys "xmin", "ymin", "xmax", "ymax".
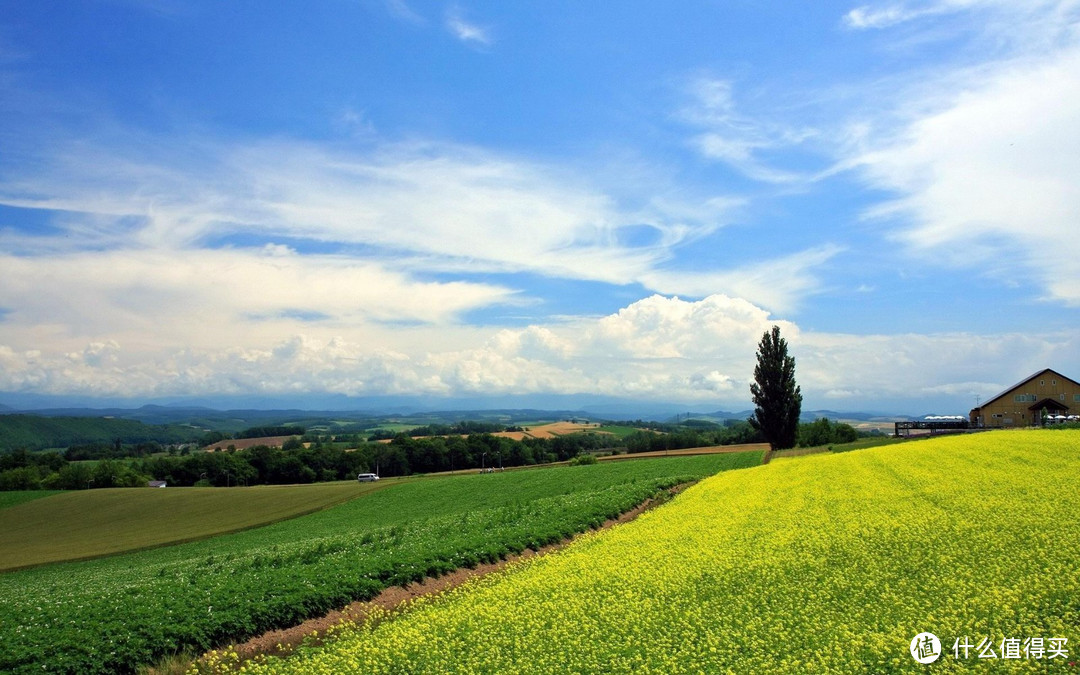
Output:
[
  {"xmin": 203, "ymin": 435, "xmax": 301, "ymax": 451},
  {"xmin": 392, "ymin": 421, "xmax": 609, "ymax": 442},
  {"xmin": 494, "ymin": 421, "xmax": 606, "ymax": 440}
]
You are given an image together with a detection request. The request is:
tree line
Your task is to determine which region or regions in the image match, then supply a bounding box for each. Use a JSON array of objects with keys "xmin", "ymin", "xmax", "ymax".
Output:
[
  {"xmin": 0, "ymin": 422, "xmax": 749, "ymax": 490},
  {"xmin": 0, "ymin": 414, "xmax": 864, "ymax": 492}
]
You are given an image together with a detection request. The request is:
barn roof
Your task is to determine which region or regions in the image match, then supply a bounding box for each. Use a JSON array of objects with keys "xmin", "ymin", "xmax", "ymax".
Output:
[{"xmin": 974, "ymin": 368, "xmax": 1080, "ymax": 411}]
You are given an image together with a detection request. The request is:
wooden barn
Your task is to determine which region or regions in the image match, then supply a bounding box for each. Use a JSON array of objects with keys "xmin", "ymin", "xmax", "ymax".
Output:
[{"xmin": 969, "ymin": 368, "xmax": 1080, "ymax": 428}]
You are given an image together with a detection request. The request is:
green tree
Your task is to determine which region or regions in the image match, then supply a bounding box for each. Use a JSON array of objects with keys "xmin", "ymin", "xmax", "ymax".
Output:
[
  {"xmin": 0, "ymin": 465, "xmax": 42, "ymax": 490},
  {"xmin": 748, "ymin": 325, "xmax": 803, "ymax": 450},
  {"xmin": 799, "ymin": 418, "xmax": 834, "ymax": 447}
]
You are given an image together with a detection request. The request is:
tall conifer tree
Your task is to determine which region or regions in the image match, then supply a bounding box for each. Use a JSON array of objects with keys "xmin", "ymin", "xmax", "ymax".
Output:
[{"xmin": 748, "ymin": 325, "xmax": 802, "ymax": 450}]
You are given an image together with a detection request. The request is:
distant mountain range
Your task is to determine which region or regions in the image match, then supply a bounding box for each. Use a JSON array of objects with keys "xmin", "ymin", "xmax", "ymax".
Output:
[
  {"xmin": 0, "ymin": 399, "xmax": 923, "ymax": 427},
  {"xmin": 688, "ymin": 409, "xmax": 916, "ymax": 424}
]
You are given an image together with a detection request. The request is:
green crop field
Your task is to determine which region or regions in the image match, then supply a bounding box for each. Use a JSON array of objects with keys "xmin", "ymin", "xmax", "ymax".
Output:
[
  {"xmin": 0, "ymin": 490, "xmax": 62, "ymax": 510},
  {"xmin": 595, "ymin": 424, "xmax": 642, "ymax": 439},
  {"xmin": 0, "ymin": 482, "xmax": 382, "ymax": 571},
  {"xmin": 229, "ymin": 429, "xmax": 1080, "ymax": 674},
  {"xmin": 369, "ymin": 422, "xmax": 419, "ymax": 433},
  {"xmin": 0, "ymin": 452, "xmax": 762, "ymax": 674}
]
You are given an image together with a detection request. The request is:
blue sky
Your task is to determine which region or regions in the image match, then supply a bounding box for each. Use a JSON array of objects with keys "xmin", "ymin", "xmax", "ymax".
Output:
[{"xmin": 1, "ymin": 0, "xmax": 1079, "ymax": 413}]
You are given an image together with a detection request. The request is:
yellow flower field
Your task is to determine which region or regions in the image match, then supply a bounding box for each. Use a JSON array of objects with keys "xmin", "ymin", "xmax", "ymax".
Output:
[{"xmin": 216, "ymin": 430, "xmax": 1080, "ymax": 674}]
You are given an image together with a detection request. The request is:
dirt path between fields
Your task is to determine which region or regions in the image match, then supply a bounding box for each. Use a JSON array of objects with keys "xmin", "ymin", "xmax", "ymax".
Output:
[{"xmin": 199, "ymin": 483, "xmax": 690, "ymax": 669}]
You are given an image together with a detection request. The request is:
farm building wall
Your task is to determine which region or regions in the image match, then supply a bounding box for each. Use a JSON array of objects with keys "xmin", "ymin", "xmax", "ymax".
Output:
[{"xmin": 970, "ymin": 369, "xmax": 1080, "ymax": 428}]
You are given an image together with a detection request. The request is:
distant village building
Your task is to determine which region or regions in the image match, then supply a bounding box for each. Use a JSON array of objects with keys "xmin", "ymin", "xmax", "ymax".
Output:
[
  {"xmin": 147, "ymin": 480, "xmax": 168, "ymax": 488},
  {"xmin": 970, "ymin": 368, "xmax": 1080, "ymax": 428}
]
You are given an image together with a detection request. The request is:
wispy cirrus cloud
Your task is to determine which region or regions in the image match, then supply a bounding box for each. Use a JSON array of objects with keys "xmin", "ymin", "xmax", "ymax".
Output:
[
  {"xmin": 843, "ymin": 0, "xmax": 1080, "ymax": 48},
  {"xmin": 679, "ymin": 77, "xmax": 816, "ymax": 184},
  {"xmin": 381, "ymin": 0, "xmax": 425, "ymax": 25},
  {"xmin": 0, "ymin": 132, "xmax": 832, "ymax": 312},
  {"xmin": 445, "ymin": 6, "xmax": 491, "ymax": 45},
  {"xmin": 641, "ymin": 245, "xmax": 843, "ymax": 314},
  {"xmin": 845, "ymin": 2, "xmax": 1080, "ymax": 306},
  {"xmin": 843, "ymin": 1, "xmax": 959, "ymax": 29}
]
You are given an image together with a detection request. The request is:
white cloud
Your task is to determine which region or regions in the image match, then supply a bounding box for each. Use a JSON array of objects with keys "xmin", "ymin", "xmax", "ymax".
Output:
[
  {"xmin": 0, "ymin": 135, "xmax": 828, "ymax": 307},
  {"xmin": 853, "ymin": 43, "xmax": 1080, "ymax": 305},
  {"xmin": 0, "ymin": 247, "xmax": 515, "ymax": 353},
  {"xmin": 382, "ymin": 0, "xmax": 425, "ymax": 24},
  {"xmin": 0, "ymin": 131, "xmax": 845, "ymax": 400},
  {"xmin": 680, "ymin": 77, "xmax": 815, "ymax": 183},
  {"xmin": 641, "ymin": 245, "xmax": 843, "ymax": 313},
  {"xmin": 1, "ymin": 291, "xmax": 1077, "ymax": 407},
  {"xmin": 844, "ymin": 0, "xmax": 1080, "ymax": 33},
  {"xmin": 797, "ymin": 329, "xmax": 1080, "ymax": 410},
  {"xmin": 843, "ymin": 2, "xmax": 954, "ymax": 29},
  {"xmin": 445, "ymin": 7, "xmax": 491, "ymax": 45},
  {"xmin": 586, "ymin": 294, "xmax": 791, "ymax": 361}
]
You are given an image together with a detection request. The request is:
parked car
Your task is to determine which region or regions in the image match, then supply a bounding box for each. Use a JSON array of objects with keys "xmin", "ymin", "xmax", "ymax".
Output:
[{"xmin": 357, "ymin": 473, "xmax": 380, "ymax": 482}]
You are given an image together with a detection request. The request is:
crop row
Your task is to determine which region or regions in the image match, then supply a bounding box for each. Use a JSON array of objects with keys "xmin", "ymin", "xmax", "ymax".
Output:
[
  {"xmin": 0, "ymin": 452, "xmax": 762, "ymax": 674},
  {"xmin": 226, "ymin": 430, "xmax": 1080, "ymax": 674}
]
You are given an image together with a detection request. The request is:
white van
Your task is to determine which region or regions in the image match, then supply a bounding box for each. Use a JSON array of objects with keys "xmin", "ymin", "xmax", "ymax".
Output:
[{"xmin": 357, "ymin": 473, "xmax": 380, "ymax": 482}]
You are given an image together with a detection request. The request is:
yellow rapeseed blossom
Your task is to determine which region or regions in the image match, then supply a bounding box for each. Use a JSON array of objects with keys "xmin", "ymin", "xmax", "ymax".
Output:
[{"xmin": 230, "ymin": 430, "xmax": 1080, "ymax": 674}]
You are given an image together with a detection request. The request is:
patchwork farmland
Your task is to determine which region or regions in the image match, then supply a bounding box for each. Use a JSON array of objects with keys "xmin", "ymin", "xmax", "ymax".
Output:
[
  {"xmin": 210, "ymin": 429, "xmax": 1079, "ymax": 674},
  {"xmin": 0, "ymin": 453, "xmax": 761, "ymax": 674},
  {"xmin": 3, "ymin": 430, "xmax": 1077, "ymax": 673}
]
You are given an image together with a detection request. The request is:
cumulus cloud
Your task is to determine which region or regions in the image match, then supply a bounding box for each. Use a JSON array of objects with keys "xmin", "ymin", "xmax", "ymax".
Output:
[
  {"xmin": 796, "ymin": 329, "xmax": 1080, "ymax": 406},
  {"xmin": 1, "ymin": 292, "xmax": 1076, "ymax": 408},
  {"xmin": 587, "ymin": 294, "xmax": 789, "ymax": 360}
]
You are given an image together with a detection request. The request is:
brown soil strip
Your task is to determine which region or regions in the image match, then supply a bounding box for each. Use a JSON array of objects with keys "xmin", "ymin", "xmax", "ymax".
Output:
[{"xmin": 210, "ymin": 483, "xmax": 691, "ymax": 669}]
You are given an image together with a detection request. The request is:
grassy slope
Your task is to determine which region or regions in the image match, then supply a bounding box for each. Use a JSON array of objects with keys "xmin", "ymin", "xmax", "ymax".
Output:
[
  {"xmin": 0, "ymin": 452, "xmax": 762, "ymax": 674},
  {"xmin": 243, "ymin": 429, "xmax": 1080, "ymax": 674},
  {"xmin": 0, "ymin": 482, "xmax": 382, "ymax": 570}
]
